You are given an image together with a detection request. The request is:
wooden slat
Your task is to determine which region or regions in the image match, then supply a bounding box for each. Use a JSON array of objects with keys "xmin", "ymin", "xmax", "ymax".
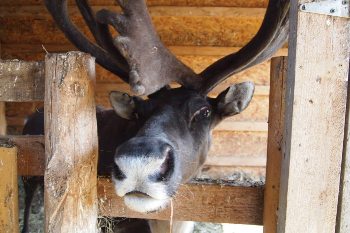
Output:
[
  {"xmin": 278, "ymin": 4, "xmax": 350, "ymax": 233},
  {"xmin": 0, "ymin": 60, "xmax": 44, "ymax": 102},
  {"xmin": 1, "ymin": 44, "xmax": 286, "ymax": 87},
  {"xmin": 263, "ymin": 57, "xmax": 287, "ymax": 233},
  {"xmin": 11, "ymin": 135, "xmax": 44, "ymax": 176},
  {"xmin": 0, "ymin": 102, "xmax": 6, "ymax": 135},
  {"xmin": 0, "ymin": 6, "xmax": 264, "ymax": 47},
  {"xmin": 336, "ymin": 68, "xmax": 350, "ymax": 233},
  {"xmin": 0, "ymin": 0, "xmax": 269, "ymax": 8},
  {"xmin": 98, "ymin": 178, "xmax": 264, "ymax": 224},
  {"xmin": 0, "ymin": 44, "xmax": 288, "ymax": 58},
  {"xmin": 0, "ymin": 142, "xmax": 19, "ymax": 233},
  {"xmin": 44, "ymin": 52, "xmax": 98, "ymax": 233}
]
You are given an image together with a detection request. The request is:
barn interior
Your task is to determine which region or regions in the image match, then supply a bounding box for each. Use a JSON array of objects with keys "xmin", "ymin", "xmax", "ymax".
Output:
[{"xmin": 2, "ymin": 0, "xmax": 276, "ymax": 232}]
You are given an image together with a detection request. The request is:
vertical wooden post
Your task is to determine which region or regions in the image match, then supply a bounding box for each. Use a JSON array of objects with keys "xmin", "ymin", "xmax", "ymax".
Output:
[
  {"xmin": 263, "ymin": 57, "xmax": 287, "ymax": 233},
  {"xmin": 0, "ymin": 140, "xmax": 19, "ymax": 233},
  {"xmin": 44, "ymin": 52, "xmax": 98, "ymax": 233},
  {"xmin": 278, "ymin": 2, "xmax": 350, "ymax": 233},
  {"xmin": 0, "ymin": 102, "xmax": 6, "ymax": 135},
  {"xmin": 337, "ymin": 63, "xmax": 350, "ymax": 233}
]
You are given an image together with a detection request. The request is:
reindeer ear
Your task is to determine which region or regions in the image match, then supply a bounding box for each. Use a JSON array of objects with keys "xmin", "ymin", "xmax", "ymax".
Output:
[
  {"xmin": 215, "ymin": 81, "xmax": 255, "ymax": 117},
  {"xmin": 109, "ymin": 91, "xmax": 137, "ymax": 120}
]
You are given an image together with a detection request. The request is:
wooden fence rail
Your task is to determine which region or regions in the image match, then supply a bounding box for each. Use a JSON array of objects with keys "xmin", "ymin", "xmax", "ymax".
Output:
[{"xmin": 0, "ymin": 135, "xmax": 264, "ymax": 225}]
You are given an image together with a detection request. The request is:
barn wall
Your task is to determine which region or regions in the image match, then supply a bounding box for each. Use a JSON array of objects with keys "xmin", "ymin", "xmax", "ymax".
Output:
[{"xmin": 0, "ymin": 0, "xmax": 279, "ymax": 176}]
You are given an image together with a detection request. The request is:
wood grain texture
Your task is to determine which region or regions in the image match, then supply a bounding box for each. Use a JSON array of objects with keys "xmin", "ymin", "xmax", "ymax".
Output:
[
  {"xmin": 0, "ymin": 143, "xmax": 18, "ymax": 233},
  {"xmin": 0, "ymin": 0, "xmax": 269, "ymax": 8},
  {"xmin": 98, "ymin": 178, "xmax": 264, "ymax": 224},
  {"xmin": 278, "ymin": 5, "xmax": 350, "ymax": 233},
  {"xmin": 337, "ymin": 64, "xmax": 350, "ymax": 233},
  {"xmin": 0, "ymin": 6, "xmax": 264, "ymax": 47},
  {"xmin": 44, "ymin": 52, "xmax": 98, "ymax": 233},
  {"xmin": 0, "ymin": 102, "xmax": 6, "ymax": 135},
  {"xmin": 0, "ymin": 60, "xmax": 44, "ymax": 102},
  {"xmin": 1, "ymin": 135, "xmax": 45, "ymax": 176},
  {"xmin": 263, "ymin": 57, "xmax": 287, "ymax": 233}
]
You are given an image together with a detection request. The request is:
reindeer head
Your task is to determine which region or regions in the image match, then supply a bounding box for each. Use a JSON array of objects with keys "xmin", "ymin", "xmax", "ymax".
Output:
[{"xmin": 45, "ymin": 0, "xmax": 289, "ymax": 213}]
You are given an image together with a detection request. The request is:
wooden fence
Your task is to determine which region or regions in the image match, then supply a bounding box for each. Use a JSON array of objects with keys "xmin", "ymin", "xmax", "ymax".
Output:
[{"xmin": 0, "ymin": 1, "xmax": 350, "ymax": 232}]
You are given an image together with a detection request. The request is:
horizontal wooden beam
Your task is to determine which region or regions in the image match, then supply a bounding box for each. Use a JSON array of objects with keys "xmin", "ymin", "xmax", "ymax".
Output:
[
  {"xmin": 0, "ymin": 60, "xmax": 44, "ymax": 102},
  {"xmin": 0, "ymin": 136, "xmax": 264, "ymax": 224},
  {"xmin": 1, "ymin": 43, "xmax": 288, "ymax": 57},
  {"xmin": 0, "ymin": 6, "xmax": 264, "ymax": 47},
  {"xmin": 0, "ymin": 0, "xmax": 269, "ymax": 8},
  {"xmin": 98, "ymin": 178, "xmax": 264, "ymax": 224}
]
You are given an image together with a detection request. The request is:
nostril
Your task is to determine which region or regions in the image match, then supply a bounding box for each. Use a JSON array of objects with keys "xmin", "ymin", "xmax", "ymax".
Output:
[
  {"xmin": 112, "ymin": 163, "xmax": 126, "ymax": 180},
  {"xmin": 150, "ymin": 145, "xmax": 175, "ymax": 182}
]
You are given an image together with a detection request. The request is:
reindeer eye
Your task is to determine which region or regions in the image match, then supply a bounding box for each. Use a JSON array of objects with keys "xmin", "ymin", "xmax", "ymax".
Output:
[{"xmin": 192, "ymin": 106, "xmax": 211, "ymax": 122}]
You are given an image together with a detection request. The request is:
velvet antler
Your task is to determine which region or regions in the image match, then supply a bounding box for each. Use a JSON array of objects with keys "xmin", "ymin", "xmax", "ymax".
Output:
[{"xmin": 45, "ymin": 0, "xmax": 290, "ymax": 96}]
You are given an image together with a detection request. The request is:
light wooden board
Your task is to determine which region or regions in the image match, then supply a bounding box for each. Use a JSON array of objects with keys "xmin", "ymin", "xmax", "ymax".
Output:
[
  {"xmin": 278, "ymin": 4, "xmax": 350, "ymax": 233},
  {"xmin": 0, "ymin": 60, "xmax": 44, "ymax": 102},
  {"xmin": 44, "ymin": 52, "xmax": 98, "ymax": 233},
  {"xmin": 0, "ymin": 6, "xmax": 264, "ymax": 47},
  {"xmin": 263, "ymin": 57, "xmax": 287, "ymax": 233},
  {"xmin": 98, "ymin": 178, "xmax": 264, "ymax": 224},
  {"xmin": 0, "ymin": 102, "xmax": 6, "ymax": 135},
  {"xmin": 0, "ymin": 142, "xmax": 18, "ymax": 233},
  {"xmin": 0, "ymin": 0, "xmax": 269, "ymax": 8},
  {"xmin": 337, "ymin": 65, "xmax": 350, "ymax": 233}
]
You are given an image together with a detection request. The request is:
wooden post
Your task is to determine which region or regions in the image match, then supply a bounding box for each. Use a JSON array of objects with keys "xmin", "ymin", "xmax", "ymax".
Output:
[
  {"xmin": 44, "ymin": 52, "xmax": 98, "ymax": 233},
  {"xmin": 263, "ymin": 57, "xmax": 287, "ymax": 233},
  {"xmin": 337, "ymin": 63, "xmax": 350, "ymax": 233},
  {"xmin": 0, "ymin": 140, "xmax": 19, "ymax": 233},
  {"xmin": 0, "ymin": 102, "xmax": 6, "ymax": 135},
  {"xmin": 278, "ymin": 2, "xmax": 350, "ymax": 233}
]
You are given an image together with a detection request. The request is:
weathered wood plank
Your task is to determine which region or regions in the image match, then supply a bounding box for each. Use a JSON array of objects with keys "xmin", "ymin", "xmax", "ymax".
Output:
[
  {"xmin": 336, "ymin": 65, "xmax": 350, "ymax": 233},
  {"xmin": 0, "ymin": 60, "xmax": 44, "ymax": 102},
  {"xmin": 0, "ymin": 142, "xmax": 19, "ymax": 233},
  {"xmin": 0, "ymin": 6, "xmax": 264, "ymax": 47},
  {"xmin": 1, "ymin": 44, "xmax": 287, "ymax": 58},
  {"xmin": 0, "ymin": 102, "xmax": 6, "ymax": 135},
  {"xmin": 44, "ymin": 52, "xmax": 98, "ymax": 233},
  {"xmin": 1, "ymin": 44, "xmax": 286, "ymax": 87},
  {"xmin": 0, "ymin": 0, "xmax": 269, "ymax": 8},
  {"xmin": 263, "ymin": 57, "xmax": 287, "ymax": 233},
  {"xmin": 278, "ymin": 4, "xmax": 350, "ymax": 233},
  {"xmin": 98, "ymin": 178, "xmax": 264, "ymax": 224}
]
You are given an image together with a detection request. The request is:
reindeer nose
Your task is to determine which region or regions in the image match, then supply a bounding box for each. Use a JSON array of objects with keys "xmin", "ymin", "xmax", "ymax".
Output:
[{"xmin": 113, "ymin": 138, "xmax": 176, "ymax": 184}]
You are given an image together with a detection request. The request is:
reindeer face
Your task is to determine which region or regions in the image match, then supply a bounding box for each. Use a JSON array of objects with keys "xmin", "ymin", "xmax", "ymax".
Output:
[
  {"xmin": 110, "ymin": 82, "xmax": 254, "ymax": 213},
  {"xmin": 45, "ymin": 0, "xmax": 287, "ymax": 215}
]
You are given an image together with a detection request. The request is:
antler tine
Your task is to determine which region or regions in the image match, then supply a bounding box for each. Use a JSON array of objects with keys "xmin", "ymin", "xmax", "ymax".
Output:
[
  {"xmin": 44, "ymin": 0, "xmax": 129, "ymax": 83},
  {"xmin": 95, "ymin": 0, "xmax": 201, "ymax": 96},
  {"xmin": 75, "ymin": 0, "xmax": 126, "ymax": 61},
  {"xmin": 199, "ymin": 0, "xmax": 290, "ymax": 94}
]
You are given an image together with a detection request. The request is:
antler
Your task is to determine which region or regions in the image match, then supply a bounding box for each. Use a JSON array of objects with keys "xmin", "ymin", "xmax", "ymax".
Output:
[
  {"xmin": 45, "ymin": 0, "xmax": 289, "ymax": 96},
  {"xmin": 45, "ymin": 0, "xmax": 129, "ymax": 83},
  {"xmin": 95, "ymin": 0, "xmax": 200, "ymax": 95},
  {"xmin": 199, "ymin": 0, "xmax": 290, "ymax": 94}
]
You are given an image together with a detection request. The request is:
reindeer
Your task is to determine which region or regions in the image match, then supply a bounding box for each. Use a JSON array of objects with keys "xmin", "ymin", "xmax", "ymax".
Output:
[{"xmin": 22, "ymin": 0, "xmax": 290, "ymax": 232}]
